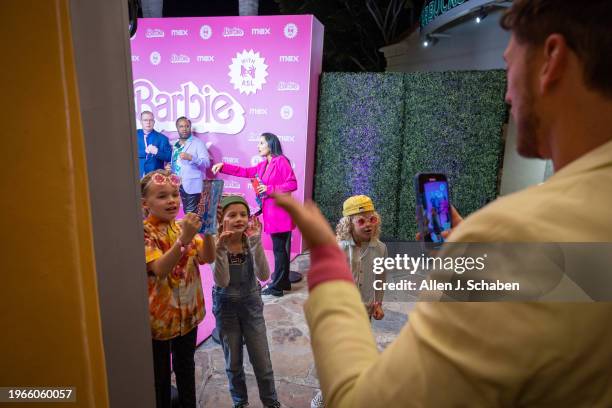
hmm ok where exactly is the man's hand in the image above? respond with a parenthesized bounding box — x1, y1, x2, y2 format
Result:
(416, 205, 463, 241)
(272, 193, 336, 248)
(180, 152, 193, 161)
(179, 212, 202, 244)
(212, 163, 224, 174)
(145, 145, 159, 155)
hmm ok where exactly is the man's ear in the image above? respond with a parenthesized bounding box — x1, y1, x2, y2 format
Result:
(540, 33, 569, 95)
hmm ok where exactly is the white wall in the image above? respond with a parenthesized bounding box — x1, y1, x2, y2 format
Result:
(499, 121, 547, 195)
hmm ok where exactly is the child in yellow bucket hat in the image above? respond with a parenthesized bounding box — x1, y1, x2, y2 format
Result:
(336, 195, 387, 320)
(311, 195, 388, 408)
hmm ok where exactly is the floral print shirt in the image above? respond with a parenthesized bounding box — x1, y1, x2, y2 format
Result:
(144, 216, 205, 340)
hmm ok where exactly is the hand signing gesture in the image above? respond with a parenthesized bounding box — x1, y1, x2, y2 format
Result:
(245, 216, 262, 238)
(217, 220, 237, 249)
(179, 212, 202, 245)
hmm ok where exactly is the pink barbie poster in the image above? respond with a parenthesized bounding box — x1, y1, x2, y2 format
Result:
(131, 15, 323, 342)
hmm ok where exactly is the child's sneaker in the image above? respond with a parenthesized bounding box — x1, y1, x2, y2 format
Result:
(265, 402, 281, 408)
(311, 390, 324, 408)
(233, 403, 249, 408)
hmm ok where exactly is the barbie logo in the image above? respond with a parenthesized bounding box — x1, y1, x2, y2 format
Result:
(223, 27, 244, 37)
(134, 79, 246, 134)
(170, 54, 190, 64)
(277, 81, 300, 92)
(146, 28, 165, 38)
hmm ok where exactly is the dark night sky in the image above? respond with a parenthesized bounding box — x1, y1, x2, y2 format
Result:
(161, 0, 281, 17)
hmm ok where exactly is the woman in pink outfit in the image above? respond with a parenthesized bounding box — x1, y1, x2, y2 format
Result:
(212, 133, 298, 297)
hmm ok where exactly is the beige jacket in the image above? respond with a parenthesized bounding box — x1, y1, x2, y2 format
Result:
(305, 140, 612, 407)
(339, 238, 387, 306)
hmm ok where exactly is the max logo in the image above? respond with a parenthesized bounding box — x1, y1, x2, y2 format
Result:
(134, 79, 246, 134)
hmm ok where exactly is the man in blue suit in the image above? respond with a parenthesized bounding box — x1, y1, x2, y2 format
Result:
(137, 111, 172, 177)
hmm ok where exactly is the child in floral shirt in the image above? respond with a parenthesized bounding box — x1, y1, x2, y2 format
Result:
(142, 169, 215, 408)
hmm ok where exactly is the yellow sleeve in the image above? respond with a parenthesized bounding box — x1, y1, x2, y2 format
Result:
(144, 231, 163, 264)
(304, 281, 574, 407)
(304, 281, 378, 408)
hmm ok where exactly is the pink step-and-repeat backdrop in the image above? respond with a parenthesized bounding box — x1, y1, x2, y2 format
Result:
(131, 15, 323, 343)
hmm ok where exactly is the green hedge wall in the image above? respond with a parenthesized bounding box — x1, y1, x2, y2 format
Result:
(314, 70, 508, 241)
(398, 70, 508, 240)
(314, 73, 406, 237)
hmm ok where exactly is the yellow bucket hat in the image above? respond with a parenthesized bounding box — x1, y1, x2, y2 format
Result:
(343, 195, 375, 217)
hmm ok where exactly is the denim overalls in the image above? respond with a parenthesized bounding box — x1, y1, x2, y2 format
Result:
(212, 249, 277, 406)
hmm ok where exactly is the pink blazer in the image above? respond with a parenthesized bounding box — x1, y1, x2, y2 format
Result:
(221, 155, 297, 233)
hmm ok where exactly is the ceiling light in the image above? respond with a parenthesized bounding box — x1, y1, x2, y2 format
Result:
(475, 7, 488, 24)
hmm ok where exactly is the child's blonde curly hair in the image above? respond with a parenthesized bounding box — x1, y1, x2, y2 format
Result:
(335, 211, 382, 242)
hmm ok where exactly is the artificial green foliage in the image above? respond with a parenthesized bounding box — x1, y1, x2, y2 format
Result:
(398, 70, 508, 240)
(314, 72, 405, 238)
(314, 70, 508, 241)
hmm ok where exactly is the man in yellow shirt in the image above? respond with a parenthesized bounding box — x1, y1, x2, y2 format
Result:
(274, 0, 612, 406)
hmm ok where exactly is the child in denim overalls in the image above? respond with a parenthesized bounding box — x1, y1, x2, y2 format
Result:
(212, 195, 280, 408)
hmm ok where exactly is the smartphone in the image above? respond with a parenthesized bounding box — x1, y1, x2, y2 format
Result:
(415, 173, 452, 244)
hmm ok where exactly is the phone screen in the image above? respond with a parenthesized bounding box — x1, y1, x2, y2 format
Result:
(417, 175, 451, 243)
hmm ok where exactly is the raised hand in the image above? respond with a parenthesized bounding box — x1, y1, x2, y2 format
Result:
(211, 163, 224, 174)
(216, 220, 235, 248)
(245, 216, 262, 238)
(179, 212, 202, 244)
(271, 193, 336, 248)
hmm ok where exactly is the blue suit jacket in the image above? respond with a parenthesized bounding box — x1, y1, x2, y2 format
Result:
(137, 129, 172, 177)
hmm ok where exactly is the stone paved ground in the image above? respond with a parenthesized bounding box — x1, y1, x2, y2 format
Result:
(193, 253, 415, 407)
